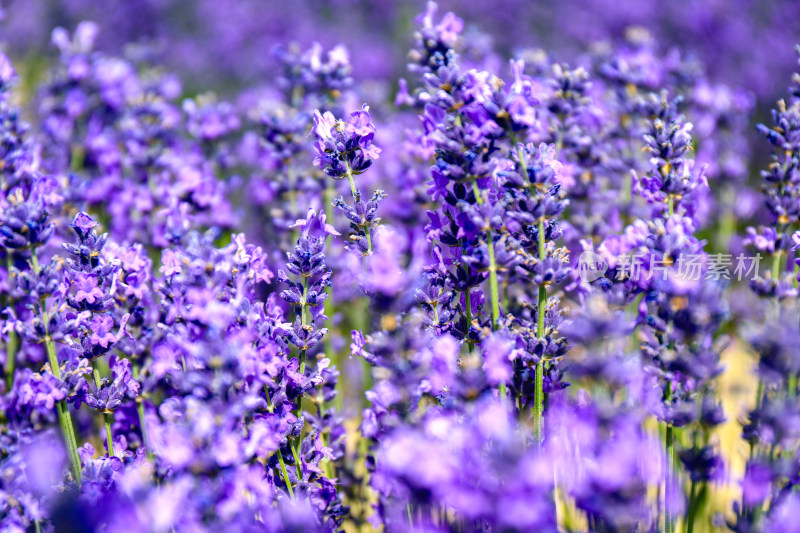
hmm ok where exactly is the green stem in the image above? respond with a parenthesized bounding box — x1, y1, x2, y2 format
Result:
(532, 357, 544, 443)
(469, 180, 496, 325)
(136, 398, 153, 461)
(291, 86, 304, 108)
(472, 178, 504, 395)
(794, 261, 799, 290)
(533, 287, 546, 446)
(472, 179, 484, 206)
(488, 229, 504, 399)
(622, 172, 632, 209)
(463, 263, 474, 348)
(464, 287, 472, 329)
(5, 328, 18, 391)
(31, 251, 82, 485)
(664, 378, 675, 533)
(291, 277, 310, 482)
(486, 230, 501, 332)
(103, 412, 115, 456)
(317, 408, 334, 480)
(755, 379, 764, 410)
(537, 219, 546, 266)
(277, 448, 295, 499)
(365, 228, 373, 254)
(290, 438, 303, 481)
(344, 164, 373, 255)
(686, 480, 698, 533)
(342, 155, 358, 201)
(715, 187, 736, 251)
(341, 163, 374, 402)
(132, 366, 154, 462)
(323, 183, 341, 408)
(70, 145, 85, 172)
(666, 423, 674, 533)
(533, 219, 546, 445)
(464, 281, 474, 356)
(92, 365, 114, 456)
(266, 387, 296, 499)
(298, 275, 308, 374)
(668, 195, 674, 217)
(425, 282, 440, 329)
(772, 250, 783, 280)
(4, 254, 18, 391)
(346, 172, 358, 201)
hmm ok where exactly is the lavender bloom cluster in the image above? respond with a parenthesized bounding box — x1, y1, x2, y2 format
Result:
(1, 2, 800, 532)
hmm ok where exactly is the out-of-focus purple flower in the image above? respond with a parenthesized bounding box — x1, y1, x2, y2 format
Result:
(290, 208, 340, 239)
(481, 331, 515, 387)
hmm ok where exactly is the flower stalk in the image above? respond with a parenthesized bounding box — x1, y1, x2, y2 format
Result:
(533, 219, 546, 445)
(31, 250, 82, 485)
(92, 363, 114, 456)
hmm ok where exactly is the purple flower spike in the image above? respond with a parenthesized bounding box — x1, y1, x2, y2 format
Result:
(71, 211, 98, 237)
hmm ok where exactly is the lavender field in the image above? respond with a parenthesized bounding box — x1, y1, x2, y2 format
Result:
(1, 1, 800, 531)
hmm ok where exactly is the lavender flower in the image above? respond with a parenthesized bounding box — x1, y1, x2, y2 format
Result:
(312, 105, 384, 256)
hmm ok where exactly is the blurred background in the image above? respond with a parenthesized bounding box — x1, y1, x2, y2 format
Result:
(1, 0, 798, 112)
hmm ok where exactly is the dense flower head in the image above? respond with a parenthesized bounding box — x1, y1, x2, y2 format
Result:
(273, 42, 352, 108)
(83, 355, 140, 412)
(0, 186, 55, 249)
(4, 368, 66, 421)
(0, 57, 34, 184)
(37, 22, 238, 246)
(407, 1, 464, 73)
(635, 91, 709, 216)
(183, 95, 240, 142)
(253, 104, 310, 165)
(311, 104, 381, 179)
(371, 399, 557, 531)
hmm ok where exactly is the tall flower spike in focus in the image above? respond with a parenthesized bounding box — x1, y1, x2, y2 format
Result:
(61, 212, 134, 458)
(749, 46, 800, 298)
(732, 47, 800, 533)
(500, 141, 571, 441)
(278, 219, 332, 368)
(636, 90, 708, 220)
(312, 105, 384, 256)
(595, 86, 724, 533)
